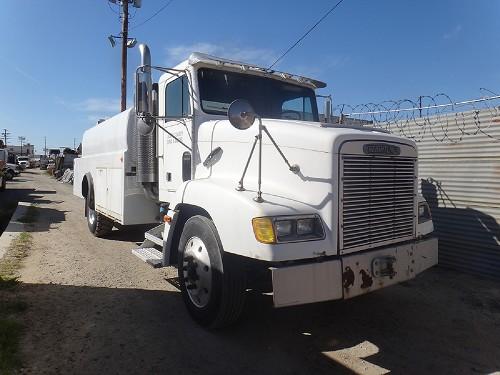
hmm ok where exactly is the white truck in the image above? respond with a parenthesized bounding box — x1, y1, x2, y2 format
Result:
(74, 44, 438, 328)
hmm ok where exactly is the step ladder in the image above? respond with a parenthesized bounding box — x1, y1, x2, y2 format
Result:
(132, 223, 165, 268)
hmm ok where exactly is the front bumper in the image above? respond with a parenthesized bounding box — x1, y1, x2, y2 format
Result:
(271, 236, 438, 308)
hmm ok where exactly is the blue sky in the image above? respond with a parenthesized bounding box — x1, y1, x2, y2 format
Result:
(1, 0, 499, 154)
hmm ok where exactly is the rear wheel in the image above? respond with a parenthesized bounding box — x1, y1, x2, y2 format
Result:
(0, 175, 5, 191)
(5, 170, 14, 181)
(178, 216, 246, 329)
(85, 189, 113, 237)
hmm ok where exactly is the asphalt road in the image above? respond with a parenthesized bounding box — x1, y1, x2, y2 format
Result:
(7, 170, 500, 374)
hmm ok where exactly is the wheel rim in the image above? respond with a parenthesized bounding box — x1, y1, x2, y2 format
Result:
(182, 236, 212, 308)
(88, 207, 96, 226)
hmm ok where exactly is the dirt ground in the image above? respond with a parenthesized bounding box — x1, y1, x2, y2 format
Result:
(4, 170, 500, 374)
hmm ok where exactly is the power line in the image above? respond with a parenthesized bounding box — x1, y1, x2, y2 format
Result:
(130, 0, 175, 30)
(269, 0, 346, 70)
(107, 1, 119, 15)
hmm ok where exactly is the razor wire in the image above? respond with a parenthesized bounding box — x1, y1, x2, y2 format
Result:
(333, 89, 500, 143)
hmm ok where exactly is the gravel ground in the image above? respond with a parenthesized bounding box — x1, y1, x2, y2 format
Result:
(6, 170, 500, 374)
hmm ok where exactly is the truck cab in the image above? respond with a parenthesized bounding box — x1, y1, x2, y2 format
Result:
(74, 45, 438, 328)
(17, 156, 29, 170)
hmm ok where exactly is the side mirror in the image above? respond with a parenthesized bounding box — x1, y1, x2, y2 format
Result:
(135, 44, 153, 117)
(135, 68, 151, 115)
(228, 99, 257, 130)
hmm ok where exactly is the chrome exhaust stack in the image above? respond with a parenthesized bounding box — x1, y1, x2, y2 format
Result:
(135, 43, 158, 197)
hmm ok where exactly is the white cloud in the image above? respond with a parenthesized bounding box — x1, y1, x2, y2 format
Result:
(13, 66, 40, 85)
(165, 42, 278, 67)
(56, 97, 120, 114)
(443, 25, 462, 40)
(0, 56, 41, 85)
(77, 98, 121, 113)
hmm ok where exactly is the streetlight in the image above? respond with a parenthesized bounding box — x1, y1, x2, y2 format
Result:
(108, 35, 137, 48)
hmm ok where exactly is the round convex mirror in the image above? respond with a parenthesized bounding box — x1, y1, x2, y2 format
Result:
(228, 99, 257, 130)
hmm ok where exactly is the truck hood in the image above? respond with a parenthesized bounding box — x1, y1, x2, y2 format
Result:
(199, 118, 416, 154)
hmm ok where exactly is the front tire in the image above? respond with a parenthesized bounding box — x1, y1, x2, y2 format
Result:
(5, 170, 14, 181)
(178, 216, 246, 329)
(85, 192, 113, 238)
(0, 175, 5, 191)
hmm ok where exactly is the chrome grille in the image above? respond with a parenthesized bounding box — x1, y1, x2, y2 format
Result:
(341, 155, 416, 251)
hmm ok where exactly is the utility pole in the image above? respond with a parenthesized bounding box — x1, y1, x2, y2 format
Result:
(18, 136, 25, 155)
(2, 129, 10, 146)
(108, 1, 140, 112)
(44, 136, 47, 156)
(120, 0, 129, 112)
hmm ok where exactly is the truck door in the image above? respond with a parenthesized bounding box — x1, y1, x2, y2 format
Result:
(158, 74, 192, 202)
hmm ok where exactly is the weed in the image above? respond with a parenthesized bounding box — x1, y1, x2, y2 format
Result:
(0, 233, 33, 279)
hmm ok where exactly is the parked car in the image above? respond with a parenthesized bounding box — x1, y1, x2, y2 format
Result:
(17, 156, 30, 169)
(4, 163, 21, 180)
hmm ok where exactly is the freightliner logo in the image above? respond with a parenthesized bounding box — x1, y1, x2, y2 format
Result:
(363, 143, 401, 156)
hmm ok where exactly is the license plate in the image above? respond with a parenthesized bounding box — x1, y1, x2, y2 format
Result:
(372, 256, 397, 278)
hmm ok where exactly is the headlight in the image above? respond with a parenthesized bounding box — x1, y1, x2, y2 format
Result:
(252, 215, 325, 244)
(418, 202, 432, 223)
(297, 218, 315, 235)
(275, 220, 293, 237)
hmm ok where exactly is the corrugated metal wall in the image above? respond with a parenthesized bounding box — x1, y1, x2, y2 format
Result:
(389, 108, 500, 279)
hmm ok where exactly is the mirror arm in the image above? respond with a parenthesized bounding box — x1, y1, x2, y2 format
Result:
(255, 118, 264, 202)
(261, 125, 300, 174)
(236, 135, 259, 191)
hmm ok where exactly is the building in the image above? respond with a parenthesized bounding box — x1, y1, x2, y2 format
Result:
(5, 143, 35, 156)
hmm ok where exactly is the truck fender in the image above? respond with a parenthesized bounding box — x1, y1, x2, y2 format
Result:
(81, 173, 94, 213)
(166, 179, 269, 262)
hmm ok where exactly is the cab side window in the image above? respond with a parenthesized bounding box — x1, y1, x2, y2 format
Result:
(281, 97, 314, 121)
(165, 75, 190, 117)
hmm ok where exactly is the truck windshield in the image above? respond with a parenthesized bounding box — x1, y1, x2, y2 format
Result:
(197, 68, 319, 122)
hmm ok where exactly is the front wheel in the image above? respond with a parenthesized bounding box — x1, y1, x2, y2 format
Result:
(85, 192, 113, 237)
(0, 175, 5, 191)
(178, 216, 246, 329)
(5, 170, 14, 181)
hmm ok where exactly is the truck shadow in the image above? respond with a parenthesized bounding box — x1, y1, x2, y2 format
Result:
(14, 267, 500, 375)
(105, 225, 156, 243)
